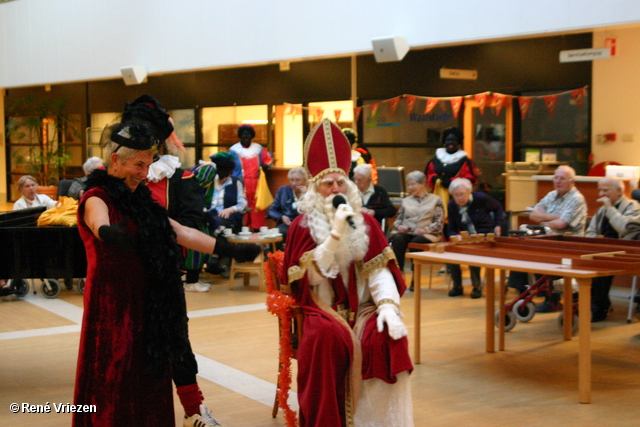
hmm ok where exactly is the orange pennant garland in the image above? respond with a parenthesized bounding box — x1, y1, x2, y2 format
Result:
(285, 104, 295, 115)
(354, 107, 362, 123)
(571, 87, 586, 110)
(474, 93, 488, 115)
(405, 95, 417, 115)
(493, 94, 509, 116)
(389, 96, 401, 116)
(450, 97, 463, 118)
(334, 109, 342, 122)
(369, 102, 380, 118)
(316, 108, 324, 120)
(518, 96, 532, 120)
(424, 98, 439, 114)
(544, 95, 557, 117)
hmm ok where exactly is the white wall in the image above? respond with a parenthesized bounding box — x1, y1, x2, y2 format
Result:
(2, 0, 640, 88)
(592, 26, 640, 166)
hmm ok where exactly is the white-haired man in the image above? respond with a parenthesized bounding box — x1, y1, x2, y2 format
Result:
(585, 177, 640, 321)
(282, 119, 413, 426)
(508, 165, 587, 312)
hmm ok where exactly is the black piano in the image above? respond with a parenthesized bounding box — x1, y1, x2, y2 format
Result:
(0, 206, 87, 297)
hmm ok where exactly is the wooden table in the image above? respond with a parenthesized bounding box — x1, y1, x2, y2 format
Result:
(226, 233, 283, 290)
(407, 248, 635, 404)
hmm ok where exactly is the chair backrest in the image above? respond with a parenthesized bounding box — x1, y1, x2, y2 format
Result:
(57, 179, 75, 198)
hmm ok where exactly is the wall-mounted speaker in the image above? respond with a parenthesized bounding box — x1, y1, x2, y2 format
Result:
(371, 36, 409, 63)
(120, 65, 148, 85)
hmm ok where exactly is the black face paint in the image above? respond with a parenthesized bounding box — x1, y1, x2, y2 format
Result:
(445, 144, 459, 154)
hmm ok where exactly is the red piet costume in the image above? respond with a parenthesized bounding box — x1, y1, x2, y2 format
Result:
(230, 140, 273, 229)
(281, 119, 414, 427)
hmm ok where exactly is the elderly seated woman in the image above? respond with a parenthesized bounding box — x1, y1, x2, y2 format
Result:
(267, 166, 308, 245)
(445, 178, 503, 299)
(390, 170, 444, 289)
(12, 175, 57, 211)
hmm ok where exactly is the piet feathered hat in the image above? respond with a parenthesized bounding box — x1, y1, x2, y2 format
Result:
(304, 119, 351, 182)
(104, 120, 159, 152)
(122, 94, 173, 141)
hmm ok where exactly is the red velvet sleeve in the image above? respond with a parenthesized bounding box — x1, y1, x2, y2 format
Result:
(425, 160, 437, 189)
(456, 158, 478, 185)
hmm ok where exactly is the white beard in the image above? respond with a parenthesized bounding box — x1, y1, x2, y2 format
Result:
(305, 192, 369, 269)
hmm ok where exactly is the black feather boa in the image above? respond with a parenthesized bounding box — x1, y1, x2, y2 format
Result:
(85, 169, 189, 377)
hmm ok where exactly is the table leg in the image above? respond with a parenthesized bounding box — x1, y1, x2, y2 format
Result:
(485, 268, 495, 353)
(414, 261, 423, 364)
(563, 276, 573, 340)
(499, 269, 506, 351)
(577, 277, 591, 404)
(229, 259, 236, 290)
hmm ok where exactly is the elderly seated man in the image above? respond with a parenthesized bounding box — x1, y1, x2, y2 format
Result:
(267, 166, 308, 247)
(585, 177, 640, 321)
(508, 165, 587, 312)
(446, 178, 503, 299)
(352, 163, 396, 228)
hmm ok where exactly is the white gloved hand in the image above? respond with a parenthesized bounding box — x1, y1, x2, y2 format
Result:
(376, 304, 407, 340)
(331, 203, 354, 238)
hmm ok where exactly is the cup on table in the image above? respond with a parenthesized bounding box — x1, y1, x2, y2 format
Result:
(223, 228, 233, 236)
(260, 226, 269, 234)
(242, 226, 249, 234)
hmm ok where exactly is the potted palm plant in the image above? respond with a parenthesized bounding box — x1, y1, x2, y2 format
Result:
(7, 95, 80, 196)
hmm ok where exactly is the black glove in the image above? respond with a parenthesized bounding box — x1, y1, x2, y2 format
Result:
(213, 236, 261, 263)
(98, 221, 134, 249)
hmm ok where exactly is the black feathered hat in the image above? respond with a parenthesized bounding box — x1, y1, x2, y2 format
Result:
(105, 120, 159, 152)
(122, 95, 174, 141)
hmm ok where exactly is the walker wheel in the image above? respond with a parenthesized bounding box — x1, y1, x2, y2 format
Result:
(41, 279, 61, 299)
(513, 300, 536, 322)
(495, 308, 517, 331)
(557, 312, 579, 335)
(77, 278, 86, 294)
(13, 279, 30, 298)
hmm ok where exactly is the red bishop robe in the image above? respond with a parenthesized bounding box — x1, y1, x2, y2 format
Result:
(282, 213, 413, 427)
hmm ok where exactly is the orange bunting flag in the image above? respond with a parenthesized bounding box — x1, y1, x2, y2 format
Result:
(405, 95, 417, 115)
(571, 87, 586, 110)
(518, 96, 532, 120)
(389, 96, 401, 116)
(369, 102, 381, 117)
(316, 108, 324, 120)
(474, 93, 488, 115)
(450, 97, 463, 118)
(493, 93, 510, 116)
(334, 109, 342, 122)
(544, 95, 557, 117)
(424, 98, 439, 114)
(285, 103, 295, 115)
(354, 107, 363, 123)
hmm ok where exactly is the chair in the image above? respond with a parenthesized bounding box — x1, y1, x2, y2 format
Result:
(57, 179, 74, 198)
(264, 251, 303, 423)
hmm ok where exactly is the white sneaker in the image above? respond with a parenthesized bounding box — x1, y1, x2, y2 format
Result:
(184, 404, 222, 426)
(184, 282, 210, 292)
